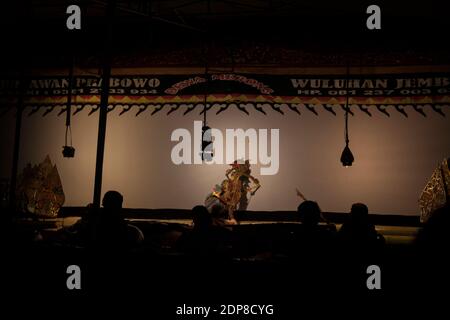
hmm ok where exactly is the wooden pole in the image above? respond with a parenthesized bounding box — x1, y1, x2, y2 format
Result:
(92, 0, 116, 207)
(8, 76, 25, 210)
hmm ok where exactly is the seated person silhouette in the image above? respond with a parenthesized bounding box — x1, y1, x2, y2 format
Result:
(289, 200, 336, 257)
(65, 191, 143, 250)
(176, 205, 232, 257)
(338, 203, 384, 251)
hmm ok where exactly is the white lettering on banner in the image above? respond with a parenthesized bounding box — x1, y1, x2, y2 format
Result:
(290, 78, 389, 89)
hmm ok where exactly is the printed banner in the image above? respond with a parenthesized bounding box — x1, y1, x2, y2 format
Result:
(1, 73, 449, 107)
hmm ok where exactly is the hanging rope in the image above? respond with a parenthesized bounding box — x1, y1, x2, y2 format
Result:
(201, 41, 214, 162)
(203, 65, 208, 125)
(63, 54, 75, 157)
(344, 65, 350, 145)
(66, 55, 74, 146)
(65, 125, 73, 149)
(203, 42, 209, 126)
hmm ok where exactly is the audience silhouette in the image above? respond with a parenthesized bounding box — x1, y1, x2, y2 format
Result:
(65, 190, 143, 250)
(7, 188, 450, 297)
(338, 203, 385, 251)
(192, 205, 213, 230)
(176, 205, 232, 257)
(287, 200, 337, 258)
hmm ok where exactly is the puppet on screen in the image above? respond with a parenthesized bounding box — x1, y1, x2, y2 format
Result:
(205, 160, 261, 221)
(419, 158, 450, 223)
(16, 155, 65, 218)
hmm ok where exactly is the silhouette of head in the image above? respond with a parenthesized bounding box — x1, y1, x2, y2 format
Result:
(350, 203, 369, 223)
(192, 205, 212, 230)
(297, 200, 321, 227)
(102, 191, 123, 211)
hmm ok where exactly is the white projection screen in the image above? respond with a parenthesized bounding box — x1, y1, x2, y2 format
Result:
(1, 106, 449, 216)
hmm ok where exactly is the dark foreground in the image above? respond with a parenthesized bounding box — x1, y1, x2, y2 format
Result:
(1, 216, 448, 318)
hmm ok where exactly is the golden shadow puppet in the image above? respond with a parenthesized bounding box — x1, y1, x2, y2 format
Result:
(205, 160, 261, 222)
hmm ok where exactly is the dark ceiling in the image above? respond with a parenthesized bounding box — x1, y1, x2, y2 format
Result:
(0, 0, 449, 69)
